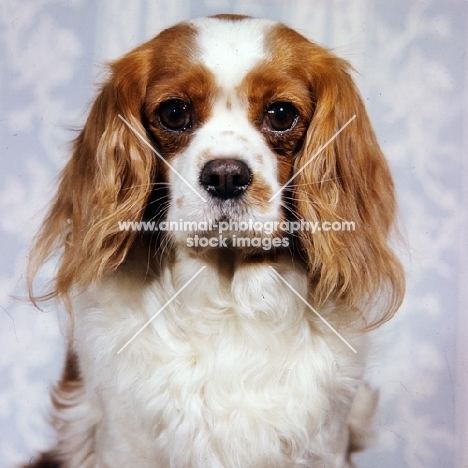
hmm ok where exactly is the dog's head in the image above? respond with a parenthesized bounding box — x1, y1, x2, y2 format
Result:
(29, 15, 404, 327)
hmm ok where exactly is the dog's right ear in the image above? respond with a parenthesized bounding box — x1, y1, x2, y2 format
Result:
(28, 44, 158, 308)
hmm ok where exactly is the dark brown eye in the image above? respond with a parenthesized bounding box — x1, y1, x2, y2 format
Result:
(157, 99, 191, 131)
(264, 102, 299, 132)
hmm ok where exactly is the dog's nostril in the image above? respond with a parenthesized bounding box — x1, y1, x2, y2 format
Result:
(206, 174, 220, 187)
(232, 175, 242, 186)
(200, 159, 252, 200)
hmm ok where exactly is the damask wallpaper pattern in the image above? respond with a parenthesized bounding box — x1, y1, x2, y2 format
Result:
(0, 1, 466, 467)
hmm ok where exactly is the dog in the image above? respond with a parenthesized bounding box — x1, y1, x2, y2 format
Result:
(26, 14, 404, 468)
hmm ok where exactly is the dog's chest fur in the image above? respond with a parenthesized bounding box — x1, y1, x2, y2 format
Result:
(59, 249, 367, 467)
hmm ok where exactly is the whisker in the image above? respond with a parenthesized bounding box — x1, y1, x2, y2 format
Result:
(280, 195, 313, 204)
(121, 181, 170, 191)
(285, 176, 343, 188)
(147, 205, 170, 223)
(280, 203, 302, 220)
(282, 197, 342, 209)
(145, 197, 170, 208)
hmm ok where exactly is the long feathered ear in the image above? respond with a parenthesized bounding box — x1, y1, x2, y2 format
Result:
(293, 47, 404, 329)
(28, 45, 157, 307)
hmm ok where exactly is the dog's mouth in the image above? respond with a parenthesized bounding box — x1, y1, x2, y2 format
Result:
(162, 208, 292, 253)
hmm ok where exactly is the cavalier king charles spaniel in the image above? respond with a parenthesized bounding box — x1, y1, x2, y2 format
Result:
(26, 14, 404, 468)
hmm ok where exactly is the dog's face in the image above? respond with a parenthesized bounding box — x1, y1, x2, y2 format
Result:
(142, 17, 314, 244)
(29, 15, 404, 328)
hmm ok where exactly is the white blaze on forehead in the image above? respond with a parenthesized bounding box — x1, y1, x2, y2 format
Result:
(190, 17, 276, 89)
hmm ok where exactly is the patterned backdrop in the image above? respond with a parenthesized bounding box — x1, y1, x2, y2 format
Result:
(0, 1, 466, 467)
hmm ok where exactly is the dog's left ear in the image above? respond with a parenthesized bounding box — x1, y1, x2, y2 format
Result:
(293, 47, 404, 328)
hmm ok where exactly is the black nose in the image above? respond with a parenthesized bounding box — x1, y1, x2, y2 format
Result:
(200, 159, 252, 199)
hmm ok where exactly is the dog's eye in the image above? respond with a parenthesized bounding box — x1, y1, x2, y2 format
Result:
(264, 102, 299, 132)
(157, 99, 191, 131)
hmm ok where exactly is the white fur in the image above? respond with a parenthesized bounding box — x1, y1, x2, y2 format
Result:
(190, 17, 274, 89)
(167, 18, 282, 241)
(62, 249, 368, 467)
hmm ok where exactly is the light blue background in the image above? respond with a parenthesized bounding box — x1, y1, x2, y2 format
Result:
(1, 1, 466, 467)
